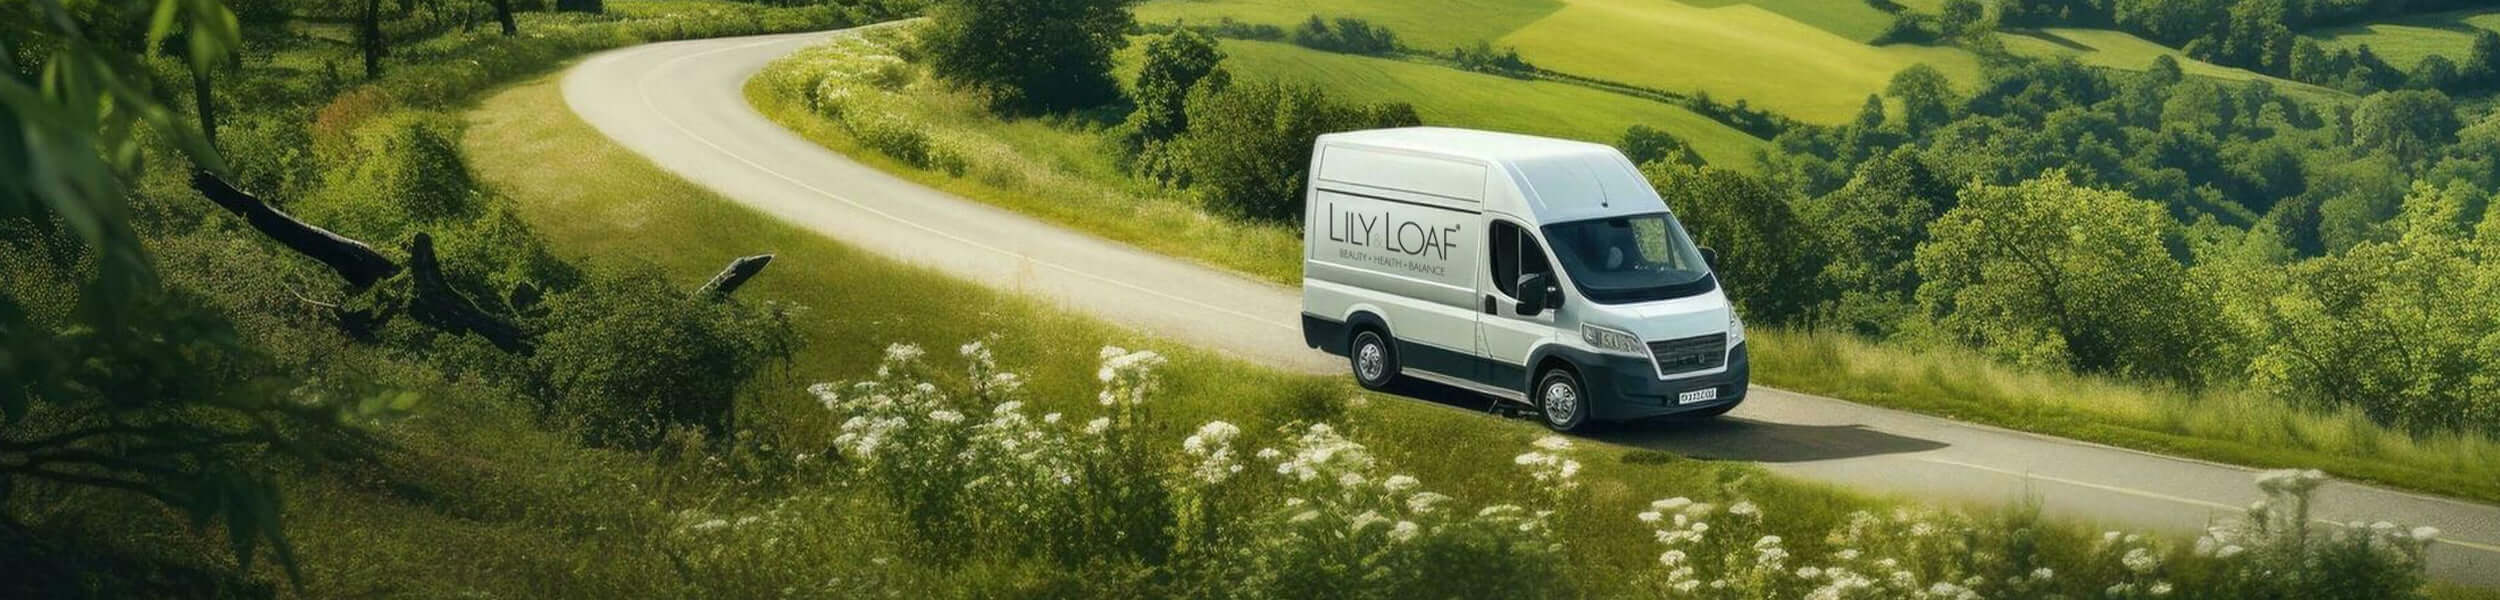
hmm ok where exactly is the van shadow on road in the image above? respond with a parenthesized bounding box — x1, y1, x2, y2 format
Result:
(1377, 377, 1949, 464)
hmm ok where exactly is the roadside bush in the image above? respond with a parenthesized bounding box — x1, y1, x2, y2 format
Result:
(538, 262, 798, 450)
(1172, 80, 1421, 223)
(848, 111, 933, 167)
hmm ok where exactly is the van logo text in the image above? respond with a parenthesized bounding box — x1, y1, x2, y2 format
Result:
(1324, 202, 1462, 260)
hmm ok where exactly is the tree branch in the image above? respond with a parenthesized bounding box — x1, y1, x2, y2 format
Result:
(191, 171, 401, 290)
(693, 254, 774, 301)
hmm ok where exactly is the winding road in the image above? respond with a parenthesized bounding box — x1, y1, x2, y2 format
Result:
(559, 28, 2500, 587)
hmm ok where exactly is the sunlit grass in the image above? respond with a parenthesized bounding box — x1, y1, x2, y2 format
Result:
(2000, 27, 2351, 102)
(1496, 0, 1983, 124)
(2304, 6, 2500, 71)
(1750, 327, 2500, 503)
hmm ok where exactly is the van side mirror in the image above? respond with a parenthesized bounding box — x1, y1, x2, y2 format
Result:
(1515, 272, 1558, 316)
(1699, 247, 1721, 271)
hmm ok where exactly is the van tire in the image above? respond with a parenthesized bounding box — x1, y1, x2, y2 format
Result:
(1349, 329, 1399, 390)
(1536, 368, 1591, 432)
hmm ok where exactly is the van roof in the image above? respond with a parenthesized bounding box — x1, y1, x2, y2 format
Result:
(1317, 127, 1619, 164)
(1319, 127, 1666, 224)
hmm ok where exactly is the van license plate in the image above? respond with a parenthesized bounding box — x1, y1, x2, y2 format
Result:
(1676, 388, 1718, 405)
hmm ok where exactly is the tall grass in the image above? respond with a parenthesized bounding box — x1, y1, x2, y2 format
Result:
(1751, 327, 2500, 503)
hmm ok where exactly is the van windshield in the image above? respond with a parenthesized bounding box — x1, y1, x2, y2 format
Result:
(1541, 213, 1716, 304)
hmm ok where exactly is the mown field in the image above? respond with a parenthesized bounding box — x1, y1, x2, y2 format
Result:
(1193, 39, 1768, 166)
(2304, 6, 2500, 70)
(1136, 0, 1984, 124)
(1999, 27, 2351, 101)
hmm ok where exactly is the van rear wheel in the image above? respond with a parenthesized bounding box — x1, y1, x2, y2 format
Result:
(1536, 368, 1591, 432)
(1349, 330, 1398, 390)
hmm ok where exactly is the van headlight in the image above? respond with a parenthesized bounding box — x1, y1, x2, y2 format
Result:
(1727, 311, 1746, 345)
(1582, 324, 1645, 355)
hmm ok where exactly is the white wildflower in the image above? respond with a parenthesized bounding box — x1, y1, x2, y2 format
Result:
(1728, 501, 1760, 517)
(1384, 474, 1420, 493)
(2122, 547, 2161, 574)
(1084, 417, 1111, 435)
(1389, 520, 1420, 542)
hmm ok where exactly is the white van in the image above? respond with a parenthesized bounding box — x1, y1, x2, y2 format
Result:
(1298, 127, 1747, 431)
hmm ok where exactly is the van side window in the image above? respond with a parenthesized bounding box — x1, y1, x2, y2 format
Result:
(1488, 221, 1553, 299)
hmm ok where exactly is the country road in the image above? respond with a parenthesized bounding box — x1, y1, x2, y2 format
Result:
(559, 28, 2500, 587)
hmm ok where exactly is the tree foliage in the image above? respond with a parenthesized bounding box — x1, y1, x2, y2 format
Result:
(1915, 173, 2216, 380)
(921, 0, 1132, 114)
(1639, 164, 1826, 325)
(1617, 124, 1705, 168)
(1170, 80, 1419, 223)
(1123, 29, 1229, 150)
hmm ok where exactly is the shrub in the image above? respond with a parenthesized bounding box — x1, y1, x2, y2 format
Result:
(311, 113, 481, 239)
(1620, 124, 1705, 168)
(919, 0, 1131, 114)
(846, 111, 933, 167)
(1449, 41, 1534, 77)
(538, 262, 797, 450)
(1172, 80, 1421, 223)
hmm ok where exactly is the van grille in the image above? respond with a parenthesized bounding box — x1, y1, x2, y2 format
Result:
(1647, 333, 1726, 376)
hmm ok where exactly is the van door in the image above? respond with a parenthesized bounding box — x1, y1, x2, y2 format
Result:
(1479, 219, 1558, 393)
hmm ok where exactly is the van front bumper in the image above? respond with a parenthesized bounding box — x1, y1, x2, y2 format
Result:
(1584, 341, 1748, 421)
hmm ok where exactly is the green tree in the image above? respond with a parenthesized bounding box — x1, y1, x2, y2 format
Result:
(1936, 0, 1991, 40)
(1914, 172, 2214, 380)
(922, 0, 1133, 114)
(1802, 149, 1957, 336)
(1172, 81, 1419, 223)
(1885, 64, 1958, 137)
(1639, 164, 1826, 325)
(1123, 29, 1229, 149)
(2213, 182, 2500, 434)
(2407, 54, 2459, 91)
(1617, 124, 1704, 168)
(2464, 29, 2500, 91)
(2350, 89, 2459, 165)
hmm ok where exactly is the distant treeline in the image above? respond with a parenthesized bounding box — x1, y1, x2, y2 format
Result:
(2002, 0, 2500, 96)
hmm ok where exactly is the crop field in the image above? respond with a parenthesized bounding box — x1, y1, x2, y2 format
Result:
(2304, 7, 2500, 71)
(1206, 40, 1769, 167)
(1498, 0, 1981, 123)
(2002, 28, 2350, 100)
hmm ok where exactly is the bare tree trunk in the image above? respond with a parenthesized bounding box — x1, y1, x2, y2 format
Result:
(489, 0, 517, 35)
(191, 172, 533, 354)
(359, 0, 384, 80)
(191, 172, 400, 289)
(406, 233, 534, 355)
(694, 254, 773, 301)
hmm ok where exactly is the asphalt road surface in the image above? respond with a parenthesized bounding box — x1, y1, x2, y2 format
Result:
(560, 28, 2500, 587)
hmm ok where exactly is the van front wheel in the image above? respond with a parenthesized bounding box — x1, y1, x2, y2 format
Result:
(1536, 368, 1591, 432)
(1349, 330, 1399, 390)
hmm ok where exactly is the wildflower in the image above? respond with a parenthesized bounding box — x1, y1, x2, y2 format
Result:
(1256, 447, 1282, 461)
(1289, 510, 1320, 524)
(2030, 567, 2054, 581)
(1384, 474, 1420, 493)
(1042, 412, 1062, 424)
(1659, 550, 1686, 566)
(1728, 500, 1760, 517)
(929, 410, 964, 424)
(2121, 547, 2161, 574)
(2149, 582, 2174, 596)
(883, 343, 924, 363)
(1389, 520, 1420, 542)
(1754, 535, 1783, 549)
(1796, 566, 1822, 579)
(992, 401, 1024, 415)
(1637, 511, 1663, 523)
(1338, 472, 1366, 488)
(1408, 492, 1452, 514)
(1084, 417, 1111, 435)
(1652, 497, 1692, 512)
(1532, 435, 1572, 451)
(1350, 510, 1389, 533)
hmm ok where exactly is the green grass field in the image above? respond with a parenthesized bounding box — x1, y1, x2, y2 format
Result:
(2001, 27, 2351, 101)
(1203, 39, 1769, 166)
(2304, 7, 2500, 71)
(1681, 0, 1900, 42)
(1497, 0, 1982, 123)
(1137, 0, 1973, 124)
(1133, 0, 1563, 52)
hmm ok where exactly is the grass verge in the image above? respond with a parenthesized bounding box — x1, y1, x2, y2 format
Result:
(1751, 328, 2500, 504)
